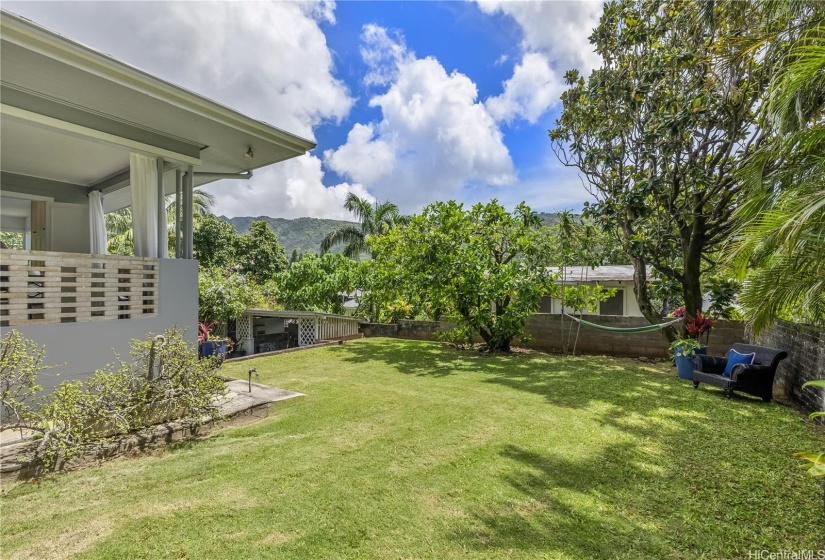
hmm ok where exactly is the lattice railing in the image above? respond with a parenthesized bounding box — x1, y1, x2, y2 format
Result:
(0, 249, 159, 327)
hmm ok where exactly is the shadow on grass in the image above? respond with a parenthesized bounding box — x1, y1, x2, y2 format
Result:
(453, 443, 671, 557)
(328, 338, 821, 554)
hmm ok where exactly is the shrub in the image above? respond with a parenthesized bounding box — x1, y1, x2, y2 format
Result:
(1, 329, 225, 468)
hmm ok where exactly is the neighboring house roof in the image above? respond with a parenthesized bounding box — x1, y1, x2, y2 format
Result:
(547, 265, 647, 283)
(0, 10, 316, 211)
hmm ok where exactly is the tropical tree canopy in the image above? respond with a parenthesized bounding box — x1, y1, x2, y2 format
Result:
(728, 5, 825, 333)
(269, 253, 356, 314)
(550, 0, 772, 341)
(320, 193, 405, 259)
(106, 189, 216, 256)
(368, 200, 556, 352)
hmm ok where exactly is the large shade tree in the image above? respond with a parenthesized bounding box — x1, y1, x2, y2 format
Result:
(320, 193, 405, 259)
(368, 200, 555, 352)
(550, 0, 772, 340)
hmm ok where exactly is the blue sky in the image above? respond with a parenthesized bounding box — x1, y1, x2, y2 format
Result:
(5, 1, 602, 220)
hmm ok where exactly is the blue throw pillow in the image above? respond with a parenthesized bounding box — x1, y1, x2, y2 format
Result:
(723, 349, 755, 377)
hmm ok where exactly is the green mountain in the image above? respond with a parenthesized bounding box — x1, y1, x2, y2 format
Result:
(220, 216, 356, 257)
(221, 211, 567, 257)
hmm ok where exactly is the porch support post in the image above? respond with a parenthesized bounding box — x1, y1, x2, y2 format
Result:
(156, 158, 165, 257)
(175, 169, 182, 258)
(183, 165, 194, 259)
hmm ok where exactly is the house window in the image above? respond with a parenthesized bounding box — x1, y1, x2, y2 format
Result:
(600, 290, 624, 316)
(539, 295, 553, 313)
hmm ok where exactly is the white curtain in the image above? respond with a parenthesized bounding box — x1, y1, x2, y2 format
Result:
(130, 153, 160, 257)
(88, 191, 107, 254)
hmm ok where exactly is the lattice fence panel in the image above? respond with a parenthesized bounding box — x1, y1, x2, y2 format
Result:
(236, 314, 252, 340)
(213, 322, 228, 338)
(298, 317, 317, 347)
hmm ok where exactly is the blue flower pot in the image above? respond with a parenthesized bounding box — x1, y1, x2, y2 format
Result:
(674, 346, 707, 381)
(201, 340, 227, 360)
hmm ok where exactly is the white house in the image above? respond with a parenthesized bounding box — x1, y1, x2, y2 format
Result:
(539, 265, 644, 317)
(0, 11, 315, 391)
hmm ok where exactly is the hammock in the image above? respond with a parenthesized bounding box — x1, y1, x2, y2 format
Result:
(562, 313, 682, 333)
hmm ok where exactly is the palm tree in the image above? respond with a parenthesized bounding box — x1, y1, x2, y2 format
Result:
(320, 193, 405, 259)
(729, 17, 825, 333)
(106, 189, 216, 255)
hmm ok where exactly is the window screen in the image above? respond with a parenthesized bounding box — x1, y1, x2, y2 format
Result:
(600, 290, 624, 316)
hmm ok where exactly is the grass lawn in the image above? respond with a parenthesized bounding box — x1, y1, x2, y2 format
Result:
(2, 338, 823, 559)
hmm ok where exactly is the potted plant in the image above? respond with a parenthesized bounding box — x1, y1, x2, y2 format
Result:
(198, 322, 228, 362)
(670, 308, 716, 381)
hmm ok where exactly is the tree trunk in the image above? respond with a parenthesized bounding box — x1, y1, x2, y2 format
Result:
(682, 227, 705, 319)
(630, 255, 678, 342)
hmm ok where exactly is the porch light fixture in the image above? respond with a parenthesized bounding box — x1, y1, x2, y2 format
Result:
(243, 147, 254, 160)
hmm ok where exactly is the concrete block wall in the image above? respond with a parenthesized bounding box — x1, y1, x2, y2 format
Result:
(755, 320, 824, 415)
(361, 315, 746, 359)
(524, 314, 745, 358)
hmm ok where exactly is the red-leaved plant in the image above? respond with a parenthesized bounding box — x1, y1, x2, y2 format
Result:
(198, 322, 214, 343)
(685, 311, 715, 342)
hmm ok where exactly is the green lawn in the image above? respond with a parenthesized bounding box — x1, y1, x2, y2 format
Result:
(2, 338, 823, 559)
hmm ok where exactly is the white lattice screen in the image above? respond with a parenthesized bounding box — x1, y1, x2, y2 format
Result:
(213, 322, 227, 338)
(236, 314, 252, 340)
(298, 317, 317, 346)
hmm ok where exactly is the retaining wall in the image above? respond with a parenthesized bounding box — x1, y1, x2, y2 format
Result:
(754, 320, 824, 415)
(361, 315, 746, 359)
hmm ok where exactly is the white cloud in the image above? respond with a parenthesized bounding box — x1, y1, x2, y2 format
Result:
(476, 1, 602, 75)
(4, 1, 352, 141)
(360, 24, 411, 87)
(485, 52, 564, 124)
(325, 25, 515, 210)
(203, 154, 373, 220)
(476, 0, 602, 125)
(324, 124, 396, 185)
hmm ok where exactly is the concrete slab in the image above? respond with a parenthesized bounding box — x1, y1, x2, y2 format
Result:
(218, 380, 304, 417)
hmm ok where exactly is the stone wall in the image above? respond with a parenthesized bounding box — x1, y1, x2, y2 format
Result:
(361, 315, 746, 359)
(754, 320, 824, 414)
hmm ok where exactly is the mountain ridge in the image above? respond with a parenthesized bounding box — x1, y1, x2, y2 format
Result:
(220, 212, 565, 256)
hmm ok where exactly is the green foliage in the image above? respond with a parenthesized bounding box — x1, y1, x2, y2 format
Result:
(269, 253, 355, 314)
(193, 213, 241, 270)
(1, 330, 224, 468)
(727, 12, 825, 333)
(669, 337, 704, 360)
(558, 283, 616, 315)
(107, 189, 216, 256)
(0, 231, 24, 250)
(0, 331, 46, 427)
(705, 275, 741, 320)
(368, 200, 557, 351)
(198, 268, 260, 323)
(234, 221, 289, 284)
(551, 0, 770, 338)
(797, 382, 825, 478)
(534, 212, 628, 268)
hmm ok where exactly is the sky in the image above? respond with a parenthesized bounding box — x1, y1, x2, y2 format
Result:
(5, 1, 603, 220)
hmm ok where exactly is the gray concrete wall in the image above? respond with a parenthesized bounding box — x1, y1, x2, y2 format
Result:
(755, 320, 824, 415)
(361, 315, 746, 359)
(2, 258, 198, 393)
